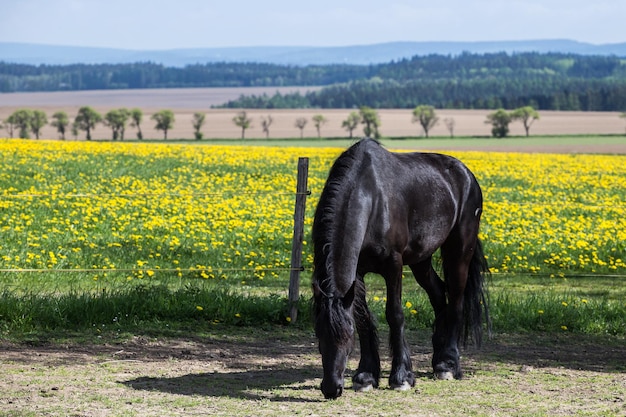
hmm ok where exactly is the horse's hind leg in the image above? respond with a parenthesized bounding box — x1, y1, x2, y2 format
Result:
(409, 260, 449, 378)
(352, 274, 380, 391)
(435, 234, 476, 380)
(384, 255, 415, 390)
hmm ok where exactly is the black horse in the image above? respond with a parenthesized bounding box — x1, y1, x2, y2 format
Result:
(312, 139, 489, 399)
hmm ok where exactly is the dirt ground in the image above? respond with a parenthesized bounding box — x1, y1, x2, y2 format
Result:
(1, 88, 626, 140)
(1, 328, 624, 416)
(411, 141, 626, 154)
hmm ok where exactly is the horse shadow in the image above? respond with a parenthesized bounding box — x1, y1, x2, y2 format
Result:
(121, 365, 324, 402)
(467, 332, 626, 374)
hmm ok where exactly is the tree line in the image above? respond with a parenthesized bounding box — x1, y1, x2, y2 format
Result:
(220, 77, 626, 112)
(2, 106, 353, 140)
(1, 52, 626, 111)
(0, 61, 365, 91)
(8, 105, 620, 140)
(2, 107, 144, 140)
(1, 106, 216, 140)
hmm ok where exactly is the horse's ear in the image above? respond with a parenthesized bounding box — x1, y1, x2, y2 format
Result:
(342, 280, 356, 308)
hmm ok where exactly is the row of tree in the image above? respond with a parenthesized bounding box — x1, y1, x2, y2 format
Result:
(230, 107, 384, 139)
(2, 107, 147, 140)
(2, 52, 625, 92)
(4, 105, 586, 140)
(220, 77, 626, 111)
(1, 107, 382, 140)
(2, 52, 626, 112)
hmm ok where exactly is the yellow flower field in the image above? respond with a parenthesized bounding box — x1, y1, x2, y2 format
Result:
(458, 151, 626, 274)
(0, 139, 625, 287)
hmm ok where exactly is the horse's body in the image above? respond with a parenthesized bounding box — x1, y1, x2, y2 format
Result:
(312, 139, 489, 399)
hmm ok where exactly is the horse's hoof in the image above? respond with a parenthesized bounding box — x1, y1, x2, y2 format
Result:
(435, 371, 454, 381)
(391, 381, 412, 391)
(353, 382, 374, 392)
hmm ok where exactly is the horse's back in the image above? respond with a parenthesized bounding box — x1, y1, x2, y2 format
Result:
(349, 139, 481, 212)
(347, 139, 482, 264)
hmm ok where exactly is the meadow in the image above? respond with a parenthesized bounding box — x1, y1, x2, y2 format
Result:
(0, 138, 624, 337)
(1, 138, 625, 416)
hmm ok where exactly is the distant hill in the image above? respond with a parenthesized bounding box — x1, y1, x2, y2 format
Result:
(2, 40, 626, 66)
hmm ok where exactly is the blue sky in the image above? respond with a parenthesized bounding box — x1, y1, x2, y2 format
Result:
(1, 0, 624, 49)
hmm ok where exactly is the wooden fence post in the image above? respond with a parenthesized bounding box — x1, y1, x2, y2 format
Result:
(288, 157, 309, 324)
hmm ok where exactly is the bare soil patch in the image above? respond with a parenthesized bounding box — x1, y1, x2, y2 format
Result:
(1, 329, 624, 416)
(408, 140, 626, 154)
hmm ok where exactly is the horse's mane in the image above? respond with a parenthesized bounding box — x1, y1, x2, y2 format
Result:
(312, 139, 383, 345)
(312, 138, 379, 296)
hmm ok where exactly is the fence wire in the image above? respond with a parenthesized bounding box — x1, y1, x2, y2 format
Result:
(1, 192, 619, 209)
(0, 266, 307, 273)
(0, 191, 311, 199)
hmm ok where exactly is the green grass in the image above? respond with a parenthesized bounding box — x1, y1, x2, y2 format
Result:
(1, 138, 625, 342)
(144, 133, 626, 149)
(0, 271, 624, 342)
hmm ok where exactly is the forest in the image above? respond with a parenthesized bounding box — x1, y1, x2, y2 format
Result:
(2, 52, 626, 111)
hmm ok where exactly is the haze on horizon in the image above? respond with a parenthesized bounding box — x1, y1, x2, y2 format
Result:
(1, 0, 625, 51)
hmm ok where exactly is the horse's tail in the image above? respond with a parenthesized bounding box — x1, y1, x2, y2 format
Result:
(463, 238, 491, 347)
